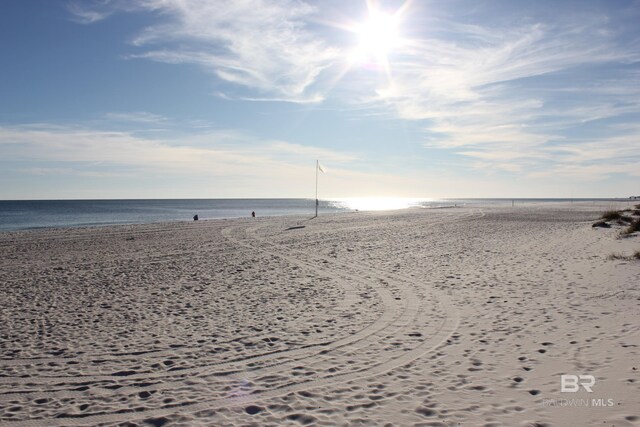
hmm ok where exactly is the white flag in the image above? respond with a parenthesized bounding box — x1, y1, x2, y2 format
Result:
(318, 163, 326, 173)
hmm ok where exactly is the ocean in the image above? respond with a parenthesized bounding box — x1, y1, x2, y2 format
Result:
(0, 198, 632, 232)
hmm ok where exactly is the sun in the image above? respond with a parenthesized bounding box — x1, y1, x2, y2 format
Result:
(350, 8, 402, 66)
(322, 1, 410, 89)
(356, 11, 399, 56)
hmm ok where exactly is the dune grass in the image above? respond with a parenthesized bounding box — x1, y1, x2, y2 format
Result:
(618, 216, 633, 224)
(601, 210, 622, 221)
(594, 207, 640, 245)
(622, 218, 640, 235)
(608, 251, 640, 261)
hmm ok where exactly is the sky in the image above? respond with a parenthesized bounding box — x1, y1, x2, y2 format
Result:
(1, 0, 639, 200)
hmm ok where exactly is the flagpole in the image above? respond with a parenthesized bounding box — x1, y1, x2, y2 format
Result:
(315, 159, 319, 217)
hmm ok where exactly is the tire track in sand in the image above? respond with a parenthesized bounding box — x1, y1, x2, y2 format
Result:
(1, 210, 464, 426)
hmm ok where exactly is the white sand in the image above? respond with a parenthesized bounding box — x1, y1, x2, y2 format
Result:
(0, 202, 638, 426)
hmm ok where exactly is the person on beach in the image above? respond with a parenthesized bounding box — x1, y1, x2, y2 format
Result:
(193, 214, 198, 221)
(251, 211, 256, 218)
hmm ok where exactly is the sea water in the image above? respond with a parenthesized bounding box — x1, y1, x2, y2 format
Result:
(0, 199, 340, 231)
(0, 198, 630, 232)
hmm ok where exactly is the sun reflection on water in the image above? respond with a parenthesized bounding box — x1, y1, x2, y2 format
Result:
(332, 197, 432, 212)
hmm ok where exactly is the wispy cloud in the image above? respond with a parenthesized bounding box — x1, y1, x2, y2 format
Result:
(1, 124, 415, 197)
(18, 167, 134, 178)
(0, 124, 356, 175)
(0, 124, 344, 171)
(115, 0, 341, 102)
(67, 2, 113, 24)
(104, 111, 168, 123)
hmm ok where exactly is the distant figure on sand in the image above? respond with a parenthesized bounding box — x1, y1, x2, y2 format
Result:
(251, 211, 256, 218)
(193, 214, 198, 221)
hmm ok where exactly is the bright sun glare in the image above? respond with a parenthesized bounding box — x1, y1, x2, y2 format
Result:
(337, 197, 428, 211)
(351, 9, 401, 65)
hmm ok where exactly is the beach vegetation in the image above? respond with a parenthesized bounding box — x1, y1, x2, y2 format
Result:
(608, 251, 640, 261)
(601, 210, 622, 221)
(616, 216, 633, 225)
(622, 218, 640, 235)
(596, 208, 640, 237)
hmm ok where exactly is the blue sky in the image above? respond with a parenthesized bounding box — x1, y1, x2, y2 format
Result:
(1, 0, 639, 199)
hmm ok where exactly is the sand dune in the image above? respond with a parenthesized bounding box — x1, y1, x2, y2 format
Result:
(0, 203, 638, 426)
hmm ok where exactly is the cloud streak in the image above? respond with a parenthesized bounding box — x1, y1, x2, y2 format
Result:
(104, 112, 168, 124)
(1, 124, 422, 197)
(118, 0, 342, 102)
(0, 124, 353, 171)
(67, 2, 113, 24)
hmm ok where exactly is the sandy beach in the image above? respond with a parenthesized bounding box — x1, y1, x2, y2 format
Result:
(0, 202, 638, 427)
